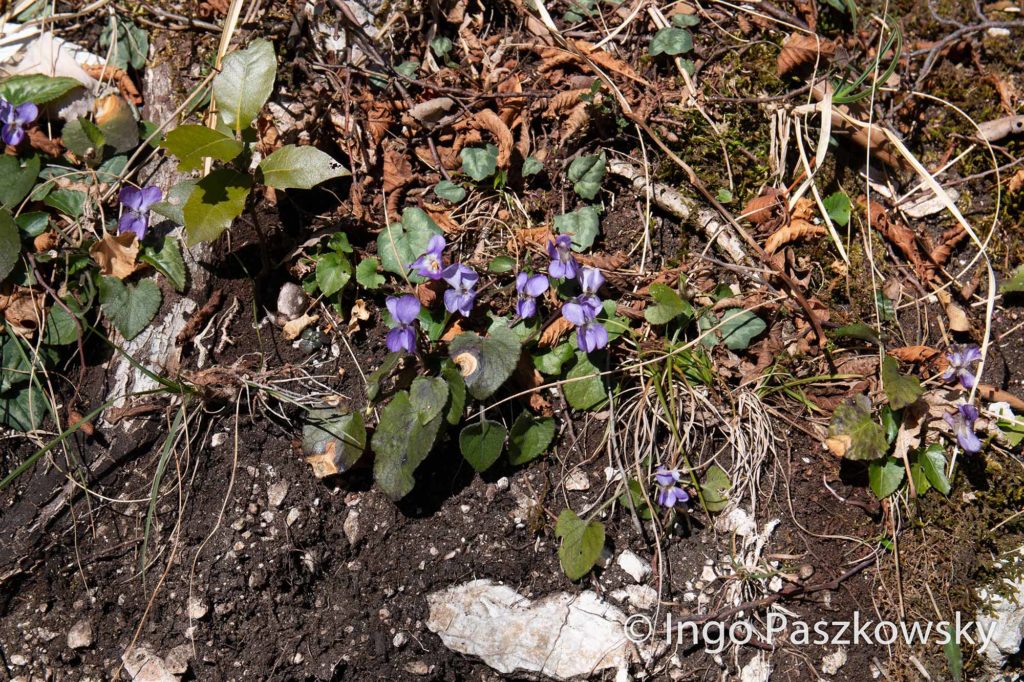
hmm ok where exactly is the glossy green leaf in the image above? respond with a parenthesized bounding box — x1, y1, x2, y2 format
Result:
(140, 236, 187, 292)
(213, 39, 276, 132)
(829, 394, 887, 461)
(554, 206, 600, 252)
(151, 179, 196, 227)
(522, 156, 544, 176)
(823, 191, 851, 226)
(430, 36, 453, 57)
(99, 276, 161, 341)
(507, 414, 555, 465)
(919, 444, 951, 496)
(833, 322, 880, 345)
(487, 256, 515, 273)
(355, 257, 384, 289)
(1000, 265, 1024, 294)
(441, 362, 466, 425)
(410, 376, 449, 425)
(15, 212, 48, 238)
(533, 343, 576, 375)
(43, 189, 86, 218)
(564, 352, 605, 411)
(0, 74, 81, 105)
(161, 125, 243, 171)
(43, 300, 81, 345)
(881, 355, 922, 410)
(618, 479, 653, 520)
(371, 391, 442, 500)
(461, 144, 498, 181)
(567, 152, 606, 200)
(316, 252, 352, 297)
(99, 18, 148, 70)
(868, 457, 905, 499)
(0, 383, 46, 432)
(459, 420, 506, 472)
(259, 144, 349, 190)
(62, 117, 106, 160)
(183, 169, 252, 245)
(0, 335, 32, 393)
(556, 509, 605, 580)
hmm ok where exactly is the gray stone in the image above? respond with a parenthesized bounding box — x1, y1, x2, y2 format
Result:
(67, 619, 94, 649)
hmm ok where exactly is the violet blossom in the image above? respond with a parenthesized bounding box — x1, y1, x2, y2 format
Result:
(384, 295, 421, 354)
(118, 185, 162, 239)
(515, 272, 549, 319)
(944, 403, 982, 454)
(0, 97, 37, 146)
(654, 465, 689, 509)
(411, 235, 446, 280)
(442, 263, 479, 317)
(547, 235, 578, 280)
(562, 298, 608, 353)
(944, 345, 982, 390)
(578, 266, 604, 316)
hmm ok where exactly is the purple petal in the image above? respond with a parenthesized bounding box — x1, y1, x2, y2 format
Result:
(960, 404, 979, 423)
(515, 272, 528, 293)
(959, 370, 976, 390)
(957, 426, 982, 454)
(392, 294, 421, 324)
(139, 186, 163, 210)
(425, 235, 446, 256)
(119, 187, 144, 211)
(578, 294, 602, 318)
(516, 297, 536, 319)
(942, 366, 956, 382)
(561, 301, 589, 327)
(578, 322, 608, 353)
(546, 239, 558, 259)
(386, 326, 416, 354)
(524, 274, 549, 298)
(549, 259, 568, 279)
(656, 487, 676, 508)
(963, 346, 982, 364)
(412, 253, 444, 279)
(580, 266, 605, 295)
(2, 124, 24, 146)
(655, 466, 679, 487)
(445, 290, 474, 317)
(13, 102, 37, 125)
(118, 212, 147, 239)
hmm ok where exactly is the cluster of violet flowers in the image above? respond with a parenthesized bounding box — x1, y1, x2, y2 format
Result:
(0, 96, 37, 146)
(943, 345, 984, 454)
(383, 234, 612, 355)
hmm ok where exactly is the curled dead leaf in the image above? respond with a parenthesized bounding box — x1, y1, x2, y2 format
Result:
(33, 230, 59, 253)
(825, 434, 851, 458)
(409, 97, 456, 124)
(946, 302, 971, 332)
(347, 299, 370, 335)
(306, 441, 341, 479)
(282, 313, 319, 341)
(473, 109, 515, 167)
(764, 219, 826, 254)
(90, 232, 141, 280)
(506, 226, 552, 255)
(3, 288, 44, 339)
(514, 355, 553, 415)
(80, 63, 143, 104)
(742, 190, 784, 225)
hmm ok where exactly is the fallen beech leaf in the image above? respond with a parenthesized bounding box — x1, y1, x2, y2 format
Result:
(473, 109, 515, 167)
(282, 313, 318, 340)
(946, 302, 971, 332)
(889, 345, 945, 369)
(741, 190, 784, 225)
(383, 146, 413, 194)
(538, 316, 574, 348)
(777, 33, 835, 77)
(409, 97, 456, 124)
(27, 127, 62, 156)
(506, 226, 552, 255)
(765, 218, 825, 254)
(89, 232, 141, 280)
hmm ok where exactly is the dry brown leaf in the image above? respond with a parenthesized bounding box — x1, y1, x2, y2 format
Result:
(546, 89, 589, 116)
(742, 190, 785, 225)
(930, 224, 967, 267)
(562, 102, 591, 143)
(347, 299, 370, 335)
(383, 146, 413, 194)
(777, 33, 835, 77)
(306, 441, 343, 479)
(282, 313, 319, 341)
(440, 320, 465, 343)
(94, 94, 132, 127)
(473, 109, 515, 167)
(422, 203, 460, 233)
(862, 199, 934, 280)
(417, 279, 446, 308)
(1008, 169, 1024, 194)
(573, 39, 646, 84)
(889, 345, 945, 369)
(80, 63, 143, 104)
(538, 316, 574, 348)
(3, 289, 44, 338)
(409, 97, 456, 124)
(946, 302, 971, 332)
(90, 232, 141, 280)
(514, 355, 553, 415)
(506, 226, 552, 255)
(33, 230, 59, 253)
(765, 218, 825, 254)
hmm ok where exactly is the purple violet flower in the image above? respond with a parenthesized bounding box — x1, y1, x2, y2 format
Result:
(442, 263, 479, 317)
(944, 345, 982, 390)
(654, 465, 689, 509)
(944, 403, 981, 454)
(411, 235, 447, 280)
(0, 97, 37, 146)
(515, 272, 549, 319)
(562, 299, 608, 353)
(547, 235, 578, 280)
(578, 266, 604, 316)
(118, 185, 163, 239)
(384, 295, 421, 354)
